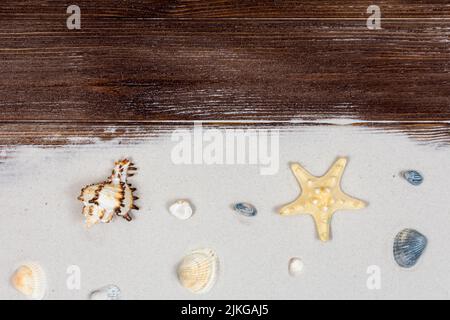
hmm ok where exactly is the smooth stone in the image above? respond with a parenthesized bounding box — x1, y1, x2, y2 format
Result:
(233, 203, 257, 217)
(288, 257, 304, 276)
(169, 200, 193, 220)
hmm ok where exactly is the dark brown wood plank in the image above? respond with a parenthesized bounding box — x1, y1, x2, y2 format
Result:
(1, 0, 449, 21)
(1, 1, 449, 146)
(1, 19, 449, 122)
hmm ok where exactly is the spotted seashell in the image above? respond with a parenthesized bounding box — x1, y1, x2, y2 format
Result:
(233, 202, 257, 217)
(402, 170, 423, 186)
(11, 262, 47, 300)
(177, 248, 219, 294)
(393, 229, 427, 268)
(78, 159, 139, 228)
(89, 285, 121, 300)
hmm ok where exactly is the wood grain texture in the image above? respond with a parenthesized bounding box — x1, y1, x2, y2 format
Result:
(2, 0, 450, 20)
(0, 1, 449, 145)
(1, 19, 449, 122)
(1, 122, 449, 147)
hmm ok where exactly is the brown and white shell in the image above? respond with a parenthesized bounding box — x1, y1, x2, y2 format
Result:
(78, 159, 139, 228)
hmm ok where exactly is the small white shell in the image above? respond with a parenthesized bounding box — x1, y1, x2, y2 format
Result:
(169, 200, 193, 220)
(89, 285, 121, 300)
(11, 262, 47, 300)
(288, 257, 304, 277)
(177, 248, 219, 294)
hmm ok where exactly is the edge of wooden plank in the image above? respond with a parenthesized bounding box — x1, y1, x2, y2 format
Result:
(0, 121, 449, 147)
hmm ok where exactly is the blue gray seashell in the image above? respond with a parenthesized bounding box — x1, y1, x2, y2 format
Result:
(89, 284, 121, 300)
(402, 170, 423, 186)
(393, 228, 427, 268)
(233, 203, 257, 217)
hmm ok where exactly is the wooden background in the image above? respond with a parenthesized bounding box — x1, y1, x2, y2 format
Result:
(0, 0, 449, 146)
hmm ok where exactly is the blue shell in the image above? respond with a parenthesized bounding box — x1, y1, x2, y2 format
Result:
(233, 203, 257, 217)
(105, 285, 121, 299)
(393, 229, 427, 268)
(89, 284, 121, 300)
(402, 170, 423, 186)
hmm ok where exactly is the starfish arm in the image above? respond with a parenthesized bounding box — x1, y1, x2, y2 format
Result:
(335, 191, 367, 210)
(279, 197, 308, 216)
(290, 162, 315, 188)
(311, 212, 331, 242)
(323, 157, 347, 186)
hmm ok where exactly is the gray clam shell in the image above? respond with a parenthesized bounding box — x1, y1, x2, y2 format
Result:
(393, 229, 427, 268)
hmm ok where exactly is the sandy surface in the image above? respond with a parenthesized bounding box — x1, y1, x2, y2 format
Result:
(0, 125, 448, 300)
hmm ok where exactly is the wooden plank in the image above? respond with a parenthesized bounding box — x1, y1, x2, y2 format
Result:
(0, 122, 448, 146)
(0, 1, 449, 146)
(0, 20, 449, 122)
(1, 0, 449, 21)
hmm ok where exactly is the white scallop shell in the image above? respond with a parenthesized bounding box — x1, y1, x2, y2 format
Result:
(169, 200, 193, 220)
(11, 262, 47, 300)
(288, 257, 304, 277)
(177, 248, 219, 294)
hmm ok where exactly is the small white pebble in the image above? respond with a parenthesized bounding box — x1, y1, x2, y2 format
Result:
(169, 200, 194, 220)
(288, 257, 304, 277)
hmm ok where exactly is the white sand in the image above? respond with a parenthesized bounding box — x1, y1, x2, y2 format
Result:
(0, 125, 449, 300)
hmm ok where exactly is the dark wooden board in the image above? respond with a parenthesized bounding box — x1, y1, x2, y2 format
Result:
(2, 19, 449, 122)
(2, 0, 450, 19)
(0, 1, 449, 145)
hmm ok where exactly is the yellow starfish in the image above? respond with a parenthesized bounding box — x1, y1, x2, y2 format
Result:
(279, 157, 367, 242)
